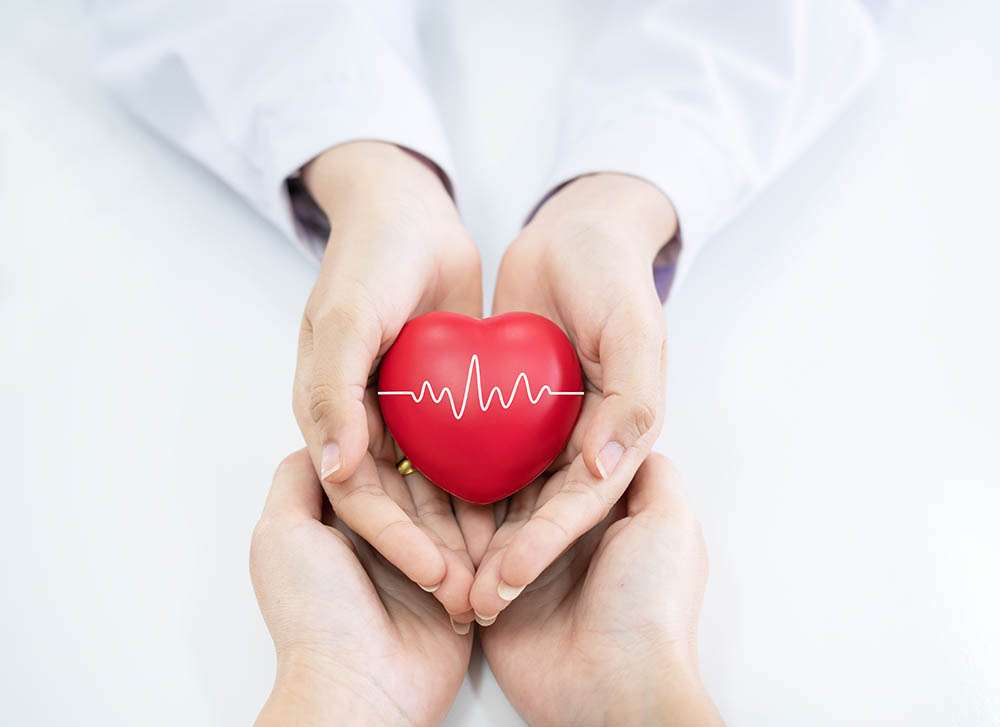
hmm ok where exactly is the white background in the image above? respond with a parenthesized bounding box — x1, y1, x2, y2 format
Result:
(2, 1, 999, 725)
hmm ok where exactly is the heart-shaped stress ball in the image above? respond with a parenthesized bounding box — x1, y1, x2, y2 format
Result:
(377, 312, 584, 504)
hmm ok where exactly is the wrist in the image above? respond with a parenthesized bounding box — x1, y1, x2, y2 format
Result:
(257, 650, 411, 727)
(303, 140, 457, 228)
(528, 173, 678, 262)
(604, 653, 722, 727)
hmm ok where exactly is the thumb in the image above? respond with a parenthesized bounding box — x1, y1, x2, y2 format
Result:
(295, 300, 382, 485)
(582, 304, 667, 481)
(626, 453, 691, 518)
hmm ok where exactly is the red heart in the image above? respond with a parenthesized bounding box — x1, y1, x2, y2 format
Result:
(377, 312, 584, 504)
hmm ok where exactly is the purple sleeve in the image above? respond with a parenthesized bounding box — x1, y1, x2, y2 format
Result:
(653, 228, 681, 303)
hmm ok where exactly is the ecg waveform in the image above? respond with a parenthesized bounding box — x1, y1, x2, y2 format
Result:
(378, 354, 584, 421)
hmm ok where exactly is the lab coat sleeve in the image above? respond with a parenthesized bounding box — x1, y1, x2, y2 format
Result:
(540, 1, 882, 295)
(90, 0, 454, 259)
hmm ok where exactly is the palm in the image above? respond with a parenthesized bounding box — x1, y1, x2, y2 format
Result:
(253, 510, 470, 723)
(479, 459, 707, 725)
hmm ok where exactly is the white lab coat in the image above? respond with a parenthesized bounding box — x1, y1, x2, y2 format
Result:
(90, 1, 885, 288)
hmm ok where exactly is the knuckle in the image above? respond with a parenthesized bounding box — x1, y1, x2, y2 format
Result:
(532, 512, 575, 541)
(308, 382, 339, 424)
(625, 398, 660, 441)
(415, 501, 455, 522)
(313, 297, 380, 345)
(330, 481, 383, 512)
(371, 519, 411, 550)
(312, 301, 358, 332)
(561, 478, 612, 518)
(304, 381, 365, 429)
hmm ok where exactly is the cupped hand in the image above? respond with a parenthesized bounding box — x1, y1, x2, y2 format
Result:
(479, 455, 722, 726)
(251, 451, 473, 726)
(294, 141, 494, 617)
(470, 172, 675, 619)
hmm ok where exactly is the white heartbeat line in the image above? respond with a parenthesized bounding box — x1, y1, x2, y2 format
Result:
(378, 353, 584, 420)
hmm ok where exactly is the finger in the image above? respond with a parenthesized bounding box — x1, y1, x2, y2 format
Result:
(627, 453, 694, 522)
(467, 482, 542, 620)
(496, 454, 639, 599)
(389, 442, 477, 614)
(298, 299, 382, 486)
(548, 390, 602, 470)
(326, 454, 446, 591)
(406, 472, 475, 616)
(347, 515, 475, 637)
(581, 303, 667, 481)
(434, 548, 474, 617)
(525, 503, 620, 612)
(260, 449, 323, 524)
(468, 548, 508, 622)
(449, 611, 476, 636)
(452, 498, 496, 567)
(376, 459, 419, 519)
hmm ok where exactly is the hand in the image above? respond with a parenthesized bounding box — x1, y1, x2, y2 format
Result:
(294, 141, 493, 619)
(470, 173, 674, 618)
(479, 455, 722, 726)
(251, 451, 473, 726)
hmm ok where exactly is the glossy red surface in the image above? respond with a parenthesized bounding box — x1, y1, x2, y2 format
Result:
(377, 312, 583, 504)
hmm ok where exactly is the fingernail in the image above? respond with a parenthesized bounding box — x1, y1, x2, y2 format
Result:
(497, 581, 526, 601)
(419, 582, 440, 593)
(450, 617, 471, 635)
(475, 612, 497, 627)
(320, 442, 341, 481)
(596, 441, 625, 479)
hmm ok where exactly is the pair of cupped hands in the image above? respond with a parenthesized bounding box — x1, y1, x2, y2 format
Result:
(251, 142, 721, 725)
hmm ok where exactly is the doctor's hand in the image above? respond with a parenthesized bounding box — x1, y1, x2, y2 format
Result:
(295, 141, 489, 617)
(479, 456, 723, 726)
(252, 451, 472, 726)
(471, 173, 674, 617)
